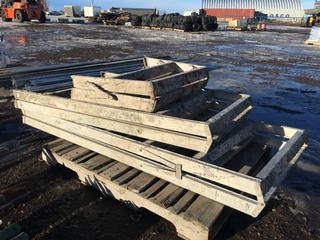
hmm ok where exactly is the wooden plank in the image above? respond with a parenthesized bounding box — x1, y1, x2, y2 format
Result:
(73, 151, 97, 164)
(152, 68, 209, 96)
(62, 146, 91, 161)
(45, 138, 66, 151)
(109, 62, 179, 80)
(158, 90, 215, 118)
(71, 88, 154, 112)
(71, 75, 153, 96)
(184, 196, 224, 226)
(49, 139, 74, 153)
(80, 154, 113, 171)
(203, 123, 253, 163)
(56, 144, 79, 156)
(127, 172, 158, 193)
(206, 94, 252, 134)
(71, 76, 208, 112)
(113, 169, 141, 185)
(100, 162, 132, 181)
(16, 101, 209, 152)
(14, 90, 208, 137)
(226, 143, 268, 174)
(153, 78, 209, 112)
(169, 191, 197, 214)
(140, 179, 167, 199)
(151, 184, 181, 205)
(95, 161, 117, 174)
(211, 137, 253, 167)
(21, 114, 262, 197)
(161, 188, 186, 208)
(257, 130, 307, 201)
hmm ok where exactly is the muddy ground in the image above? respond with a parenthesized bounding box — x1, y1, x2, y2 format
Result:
(0, 22, 320, 239)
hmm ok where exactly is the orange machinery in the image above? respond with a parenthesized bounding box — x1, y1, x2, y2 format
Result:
(1, 0, 46, 23)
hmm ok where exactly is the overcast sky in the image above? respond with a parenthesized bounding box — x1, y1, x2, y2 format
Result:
(50, 0, 316, 12)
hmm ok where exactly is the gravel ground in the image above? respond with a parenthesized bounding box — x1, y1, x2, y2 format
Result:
(0, 22, 320, 240)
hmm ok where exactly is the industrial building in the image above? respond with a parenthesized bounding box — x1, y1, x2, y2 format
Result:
(305, 1, 320, 15)
(202, 0, 305, 19)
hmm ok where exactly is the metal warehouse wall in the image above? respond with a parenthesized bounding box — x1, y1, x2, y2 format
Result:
(204, 9, 255, 19)
(202, 0, 305, 18)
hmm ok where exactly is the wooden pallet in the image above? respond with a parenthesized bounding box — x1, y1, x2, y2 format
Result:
(161, 27, 173, 31)
(139, 27, 185, 32)
(14, 88, 252, 154)
(226, 26, 244, 31)
(42, 136, 270, 240)
(150, 26, 162, 30)
(173, 28, 187, 32)
(71, 57, 209, 112)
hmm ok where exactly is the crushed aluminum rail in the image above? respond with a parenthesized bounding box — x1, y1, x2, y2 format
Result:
(17, 102, 307, 217)
(14, 88, 252, 154)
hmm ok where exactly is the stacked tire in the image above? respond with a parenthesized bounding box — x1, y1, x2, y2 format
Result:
(150, 15, 163, 28)
(131, 16, 142, 26)
(201, 16, 218, 31)
(141, 14, 155, 27)
(133, 13, 218, 32)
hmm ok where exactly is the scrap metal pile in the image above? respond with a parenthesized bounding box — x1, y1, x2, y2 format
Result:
(13, 57, 307, 240)
(0, 58, 144, 122)
(99, 11, 132, 25)
(132, 13, 218, 31)
(0, 58, 146, 170)
(0, 127, 50, 169)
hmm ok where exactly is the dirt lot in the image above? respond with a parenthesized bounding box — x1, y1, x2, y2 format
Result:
(1, 22, 320, 240)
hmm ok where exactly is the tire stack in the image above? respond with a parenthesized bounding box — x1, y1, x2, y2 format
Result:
(162, 13, 179, 28)
(135, 13, 218, 32)
(201, 15, 218, 31)
(150, 15, 163, 28)
(141, 14, 155, 27)
(191, 15, 202, 31)
(131, 16, 142, 27)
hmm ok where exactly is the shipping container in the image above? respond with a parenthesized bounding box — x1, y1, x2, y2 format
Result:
(64, 5, 81, 17)
(204, 8, 255, 20)
(84, 6, 101, 17)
